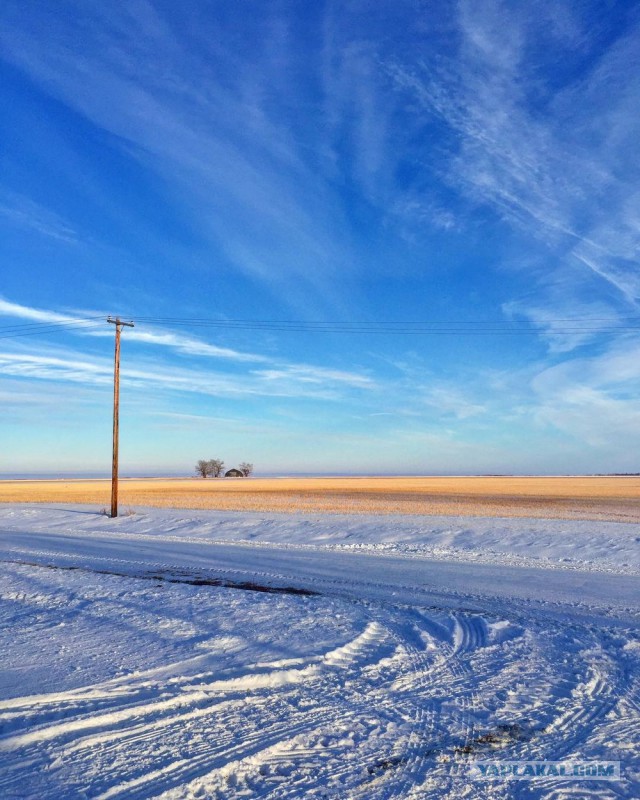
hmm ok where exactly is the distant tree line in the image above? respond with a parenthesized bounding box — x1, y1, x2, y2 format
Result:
(195, 459, 253, 478)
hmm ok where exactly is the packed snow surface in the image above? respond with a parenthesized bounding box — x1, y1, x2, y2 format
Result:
(0, 504, 638, 799)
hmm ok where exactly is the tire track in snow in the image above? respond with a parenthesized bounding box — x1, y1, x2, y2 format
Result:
(0, 622, 386, 754)
(91, 707, 343, 800)
(538, 648, 627, 762)
(2, 555, 638, 798)
(0, 613, 402, 800)
(452, 613, 488, 655)
(333, 605, 490, 798)
(357, 608, 443, 799)
(155, 608, 428, 800)
(87, 621, 397, 800)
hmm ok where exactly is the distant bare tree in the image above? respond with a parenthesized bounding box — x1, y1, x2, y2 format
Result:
(208, 458, 225, 478)
(195, 459, 210, 478)
(239, 462, 254, 477)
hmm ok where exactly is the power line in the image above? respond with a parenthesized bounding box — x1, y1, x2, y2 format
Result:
(0, 315, 105, 331)
(135, 315, 640, 324)
(0, 317, 105, 339)
(133, 316, 640, 335)
(1, 313, 640, 339)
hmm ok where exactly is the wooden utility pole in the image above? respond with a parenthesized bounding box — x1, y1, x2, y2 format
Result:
(107, 316, 134, 518)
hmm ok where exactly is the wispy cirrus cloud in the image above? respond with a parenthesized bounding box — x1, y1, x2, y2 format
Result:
(0, 297, 92, 326)
(254, 365, 373, 389)
(420, 385, 486, 420)
(2, 0, 639, 324)
(0, 191, 79, 244)
(386, 0, 640, 339)
(0, 297, 374, 396)
(126, 330, 269, 363)
(531, 362, 640, 453)
(0, 347, 366, 401)
(0, 351, 111, 385)
(0, 296, 268, 363)
(0, 1, 357, 308)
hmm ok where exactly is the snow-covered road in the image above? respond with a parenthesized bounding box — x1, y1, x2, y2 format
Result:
(0, 505, 638, 799)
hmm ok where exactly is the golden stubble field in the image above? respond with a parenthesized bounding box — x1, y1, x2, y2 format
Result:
(1, 476, 639, 521)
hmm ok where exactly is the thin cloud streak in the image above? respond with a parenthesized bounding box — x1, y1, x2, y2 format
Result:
(0, 1, 356, 307)
(386, 1, 640, 340)
(0, 297, 268, 362)
(0, 297, 91, 326)
(0, 344, 370, 401)
(0, 191, 79, 244)
(0, 296, 374, 389)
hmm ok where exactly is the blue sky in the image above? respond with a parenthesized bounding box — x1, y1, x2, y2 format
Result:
(1, 0, 639, 475)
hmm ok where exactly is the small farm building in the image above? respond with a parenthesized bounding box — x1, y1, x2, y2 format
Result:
(225, 468, 244, 478)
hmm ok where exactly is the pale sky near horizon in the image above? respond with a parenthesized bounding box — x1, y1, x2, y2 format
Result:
(1, 0, 640, 476)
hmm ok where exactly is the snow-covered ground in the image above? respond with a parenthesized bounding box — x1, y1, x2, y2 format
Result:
(0, 504, 638, 799)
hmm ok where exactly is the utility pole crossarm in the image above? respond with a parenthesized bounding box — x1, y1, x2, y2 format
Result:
(107, 316, 135, 518)
(107, 316, 135, 328)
